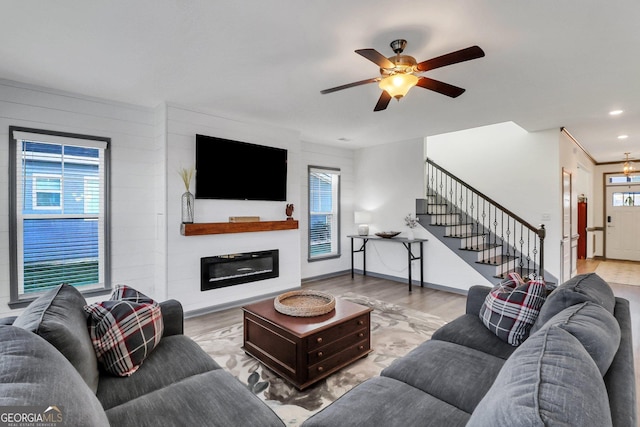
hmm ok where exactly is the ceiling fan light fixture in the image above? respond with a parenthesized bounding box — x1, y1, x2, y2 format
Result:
(378, 73, 419, 99)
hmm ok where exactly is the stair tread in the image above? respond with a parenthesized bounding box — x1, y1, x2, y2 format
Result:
(477, 255, 517, 265)
(444, 232, 486, 238)
(460, 243, 501, 252)
(494, 268, 537, 279)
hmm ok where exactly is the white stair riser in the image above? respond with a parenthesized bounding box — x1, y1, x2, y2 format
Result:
(429, 214, 461, 225)
(443, 224, 474, 236)
(426, 205, 448, 215)
(458, 236, 490, 248)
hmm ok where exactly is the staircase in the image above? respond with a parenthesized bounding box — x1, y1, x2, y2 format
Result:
(417, 159, 549, 285)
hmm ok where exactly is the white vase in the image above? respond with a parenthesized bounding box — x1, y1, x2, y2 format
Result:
(406, 228, 415, 240)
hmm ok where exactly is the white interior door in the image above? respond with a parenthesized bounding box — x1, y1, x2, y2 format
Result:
(606, 183, 640, 261)
(561, 170, 572, 282)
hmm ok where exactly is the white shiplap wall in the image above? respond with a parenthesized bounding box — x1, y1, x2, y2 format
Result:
(164, 104, 302, 314)
(0, 79, 160, 316)
(300, 141, 355, 279)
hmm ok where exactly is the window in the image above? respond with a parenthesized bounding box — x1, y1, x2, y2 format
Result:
(609, 175, 640, 184)
(9, 127, 110, 305)
(308, 166, 340, 261)
(612, 192, 640, 207)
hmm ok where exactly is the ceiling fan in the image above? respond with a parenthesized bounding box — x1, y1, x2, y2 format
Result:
(320, 39, 485, 111)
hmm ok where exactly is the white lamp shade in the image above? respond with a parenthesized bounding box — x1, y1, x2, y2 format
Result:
(354, 211, 372, 224)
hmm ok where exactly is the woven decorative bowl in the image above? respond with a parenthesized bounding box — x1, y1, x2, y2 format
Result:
(274, 290, 336, 317)
(375, 231, 401, 239)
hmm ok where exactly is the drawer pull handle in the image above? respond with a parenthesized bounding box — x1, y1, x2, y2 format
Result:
(359, 345, 364, 350)
(318, 366, 324, 372)
(316, 337, 323, 344)
(318, 351, 324, 357)
(358, 333, 364, 338)
(358, 320, 364, 325)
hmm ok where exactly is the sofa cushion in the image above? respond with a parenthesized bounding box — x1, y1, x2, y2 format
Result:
(531, 273, 615, 334)
(97, 335, 221, 409)
(604, 298, 638, 427)
(536, 301, 620, 375)
(0, 326, 110, 427)
(467, 325, 613, 427)
(301, 376, 471, 427)
(381, 340, 505, 413)
(431, 314, 517, 359)
(479, 278, 546, 346)
(85, 286, 164, 377)
(105, 370, 285, 427)
(13, 284, 99, 393)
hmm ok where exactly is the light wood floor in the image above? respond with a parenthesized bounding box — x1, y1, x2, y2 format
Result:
(184, 263, 639, 417)
(184, 274, 466, 336)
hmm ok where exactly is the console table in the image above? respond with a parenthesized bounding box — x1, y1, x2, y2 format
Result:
(347, 235, 428, 292)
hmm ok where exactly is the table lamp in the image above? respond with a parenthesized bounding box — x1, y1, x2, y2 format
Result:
(354, 211, 372, 236)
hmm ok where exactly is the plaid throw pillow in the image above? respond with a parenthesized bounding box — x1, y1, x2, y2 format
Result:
(479, 275, 546, 346)
(84, 285, 164, 377)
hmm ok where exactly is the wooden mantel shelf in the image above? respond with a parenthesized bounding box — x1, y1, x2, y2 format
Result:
(181, 220, 299, 236)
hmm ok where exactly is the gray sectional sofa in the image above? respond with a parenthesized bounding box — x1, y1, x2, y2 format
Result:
(303, 273, 637, 427)
(0, 285, 284, 427)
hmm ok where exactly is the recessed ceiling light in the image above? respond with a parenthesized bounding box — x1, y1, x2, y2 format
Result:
(610, 110, 624, 116)
(618, 135, 629, 140)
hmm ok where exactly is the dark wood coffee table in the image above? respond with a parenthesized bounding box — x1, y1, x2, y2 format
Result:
(242, 297, 372, 390)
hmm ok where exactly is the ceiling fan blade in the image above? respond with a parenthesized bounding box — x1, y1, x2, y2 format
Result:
(374, 91, 392, 111)
(320, 77, 379, 94)
(416, 46, 485, 72)
(355, 48, 396, 69)
(416, 77, 466, 98)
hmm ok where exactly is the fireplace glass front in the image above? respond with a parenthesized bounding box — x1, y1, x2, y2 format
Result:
(201, 250, 279, 291)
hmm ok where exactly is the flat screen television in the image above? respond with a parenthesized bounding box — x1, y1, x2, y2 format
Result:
(195, 134, 287, 201)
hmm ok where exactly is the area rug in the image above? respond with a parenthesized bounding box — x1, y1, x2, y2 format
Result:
(189, 292, 447, 426)
(595, 261, 640, 286)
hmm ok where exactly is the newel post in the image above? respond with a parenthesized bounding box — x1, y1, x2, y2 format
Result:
(537, 224, 546, 280)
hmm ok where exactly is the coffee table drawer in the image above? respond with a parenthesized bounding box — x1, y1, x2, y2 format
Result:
(306, 313, 369, 350)
(307, 327, 368, 365)
(307, 339, 370, 381)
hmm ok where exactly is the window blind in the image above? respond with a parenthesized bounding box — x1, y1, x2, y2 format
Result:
(308, 167, 340, 260)
(11, 128, 108, 298)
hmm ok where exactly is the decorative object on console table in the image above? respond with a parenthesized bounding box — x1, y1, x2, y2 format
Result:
(354, 211, 372, 236)
(404, 213, 418, 240)
(179, 167, 195, 224)
(375, 231, 401, 239)
(286, 204, 294, 220)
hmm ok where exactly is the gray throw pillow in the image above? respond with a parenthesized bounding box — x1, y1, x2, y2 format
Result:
(467, 325, 613, 427)
(534, 301, 620, 375)
(530, 273, 615, 334)
(0, 326, 110, 427)
(13, 284, 100, 393)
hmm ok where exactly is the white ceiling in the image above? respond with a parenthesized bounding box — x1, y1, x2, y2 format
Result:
(2, 1, 640, 163)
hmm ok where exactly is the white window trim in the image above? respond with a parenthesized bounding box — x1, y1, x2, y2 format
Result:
(308, 166, 341, 261)
(9, 126, 111, 306)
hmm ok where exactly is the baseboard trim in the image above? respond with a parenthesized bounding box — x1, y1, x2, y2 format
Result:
(302, 269, 351, 284)
(351, 270, 469, 296)
(184, 270, 469, 318)
(183, 286, 300, 319)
